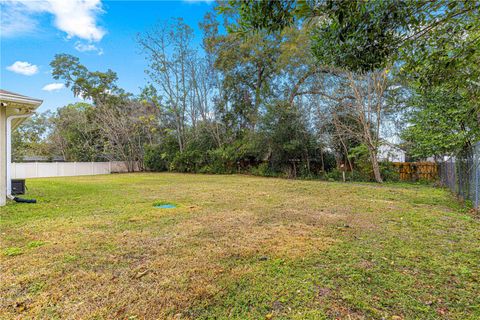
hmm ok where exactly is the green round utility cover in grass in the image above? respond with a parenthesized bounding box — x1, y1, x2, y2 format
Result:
(154, 203, 177, 209)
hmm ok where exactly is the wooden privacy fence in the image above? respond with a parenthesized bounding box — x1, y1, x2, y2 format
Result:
(393, 162, 438, 181)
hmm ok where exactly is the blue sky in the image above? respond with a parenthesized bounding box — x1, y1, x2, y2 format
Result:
(0, 0, 214, 112)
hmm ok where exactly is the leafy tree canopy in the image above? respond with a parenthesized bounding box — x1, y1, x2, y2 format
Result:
(50, 54, 127, 105)
(231, 0, 479, 72)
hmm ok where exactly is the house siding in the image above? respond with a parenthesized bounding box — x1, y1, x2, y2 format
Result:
(0, 106, 6, 206)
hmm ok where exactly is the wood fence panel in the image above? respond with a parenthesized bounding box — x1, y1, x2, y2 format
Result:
(393, 162, 438, 181)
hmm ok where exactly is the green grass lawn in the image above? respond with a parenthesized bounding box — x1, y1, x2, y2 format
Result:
(1, 173, 479, 319)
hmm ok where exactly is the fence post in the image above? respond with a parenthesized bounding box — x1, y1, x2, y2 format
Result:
(35, 161, 39, 178)
(476, 154, 479, 209)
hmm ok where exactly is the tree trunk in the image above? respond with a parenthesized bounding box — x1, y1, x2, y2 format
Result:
(320, 148, 325, 173)
(369, 149, 383, 183)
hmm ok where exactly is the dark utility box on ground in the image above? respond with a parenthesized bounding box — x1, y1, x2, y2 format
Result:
(11, 179, 26, 195)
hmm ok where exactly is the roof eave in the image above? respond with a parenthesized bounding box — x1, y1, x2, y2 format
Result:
(0, 94, 43, 108)
(0, 92, 43, 129)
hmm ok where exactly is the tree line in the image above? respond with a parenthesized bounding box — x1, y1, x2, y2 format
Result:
(14, 0, 480, 183)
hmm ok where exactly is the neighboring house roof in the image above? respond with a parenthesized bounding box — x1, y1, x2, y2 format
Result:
(20, 156, 66, 162)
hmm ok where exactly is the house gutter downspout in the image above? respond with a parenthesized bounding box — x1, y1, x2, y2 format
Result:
(6, 113, 33, 199)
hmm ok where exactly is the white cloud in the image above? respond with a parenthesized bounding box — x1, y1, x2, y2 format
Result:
(46, 0, 106, 42)
(42, 83, 65, 92)
(74, 41, 104, 55)
(1, 0, 106, 42)
(6, 61, 39, 76)
(0, 2, 38, 37)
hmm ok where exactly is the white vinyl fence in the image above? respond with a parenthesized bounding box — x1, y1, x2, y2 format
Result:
(11, 161, 140, 179)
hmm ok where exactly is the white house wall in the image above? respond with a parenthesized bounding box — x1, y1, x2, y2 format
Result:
(0, 106, 6, 206)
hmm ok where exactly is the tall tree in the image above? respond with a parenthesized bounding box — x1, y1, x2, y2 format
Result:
(232, 0, 479, 72)
(96, 100, 159, 171)
(51, 54, 125, 105)
(12, 112, 54, 161)
(400, 5, 480, 155)
(50, 55, 155, 170)
(50, 103, 104, 162)
(138, 18, 196, 152)
(332, 70, 390, 182)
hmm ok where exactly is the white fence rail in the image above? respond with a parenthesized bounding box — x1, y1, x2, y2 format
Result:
(11, 161, 140, 179)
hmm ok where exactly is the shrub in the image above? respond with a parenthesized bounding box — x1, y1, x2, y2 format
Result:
(144, 144, 168, 172)
(250, 162, 271, 176)
(348, 144, 373, 181)
(380, 162, 400, 182)
(170, 150, 205, 172)
(206, 147, 237, 174)
(324, 168, 343, 181)
(144, 133, 180, 172)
